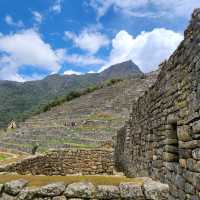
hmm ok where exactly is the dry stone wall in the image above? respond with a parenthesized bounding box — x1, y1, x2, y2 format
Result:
(0, 148, 114, 175)
(0, 178, 169, 200)
(115, 9, 200, 200)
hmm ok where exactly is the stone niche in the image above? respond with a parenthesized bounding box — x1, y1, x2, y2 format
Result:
(114, 8, 200, 200)
(0, 148, 114, 175)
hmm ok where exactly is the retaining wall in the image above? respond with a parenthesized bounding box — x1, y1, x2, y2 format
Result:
(115, 9, 200, 199)
(0, 178, 169, 199)
(0, 148, 114, 175)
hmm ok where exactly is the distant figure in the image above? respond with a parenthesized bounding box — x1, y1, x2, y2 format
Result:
(32, 143, 39, 155)
(7, 120, 17, 130)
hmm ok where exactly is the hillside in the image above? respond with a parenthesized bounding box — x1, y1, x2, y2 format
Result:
(0, 60, 143, 128)
(0, 71, 158, 153)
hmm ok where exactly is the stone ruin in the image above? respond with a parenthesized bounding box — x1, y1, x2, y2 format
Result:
(115, 8, 200, 200)
(7, 120, 17, 130)
(1, 7, 200, 200)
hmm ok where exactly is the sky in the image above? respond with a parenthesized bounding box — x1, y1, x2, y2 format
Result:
(0, 0, 199, 82)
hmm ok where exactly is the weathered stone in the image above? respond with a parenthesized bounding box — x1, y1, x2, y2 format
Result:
(192, 120, 200, 134)
(185, 182, 195, 194)
(4, 179, 29, 195)
(177, 125, 192, 141)
(163, 152, 178, 162)
(119, 182, 144, 199)
(17, 188, 37, 200)
(174, 175, 185, 189)
(144, 180, 169, 200)
(0, 184, 3, 193)
(0, 193, 15, 200)
(192, 148, 200, 160)
(179, 140, 200, 149)
(96, 185, 120, 199)
(64, 182, 95, 198)
(52, 196, 67, 200)
(36, 182, 65, 197)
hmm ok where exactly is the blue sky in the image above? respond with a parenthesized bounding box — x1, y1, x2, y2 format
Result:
(0, 0, 199, 82)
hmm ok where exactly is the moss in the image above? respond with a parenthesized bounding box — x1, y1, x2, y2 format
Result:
(0, 175, 144, 187)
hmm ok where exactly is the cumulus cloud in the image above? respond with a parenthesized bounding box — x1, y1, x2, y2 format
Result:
(89, 0, 200, 19)
(0, 29, 64, 81)
(99, 28, 183, 72)
(63, 70, 82, 75)
(51, 0, 63, 14)
(65, 28, 109, 54)
(5, 15, 24, 28)
(32, 11, 43, 24)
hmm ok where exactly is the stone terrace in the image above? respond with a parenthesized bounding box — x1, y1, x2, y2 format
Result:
(0, 74, 157, 153)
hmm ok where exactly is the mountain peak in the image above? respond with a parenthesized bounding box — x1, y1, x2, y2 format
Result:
(100, 60, 143, 80)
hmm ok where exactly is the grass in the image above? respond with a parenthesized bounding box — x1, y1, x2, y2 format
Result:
(0, 152, 28, 165)
(0, 154, 7, 161)
(0, 175, 144, 187)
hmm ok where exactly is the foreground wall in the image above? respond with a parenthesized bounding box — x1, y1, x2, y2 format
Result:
(1, 148, 114, 175)
(0, 179, 169, 200)
(115, 9, 200, 199)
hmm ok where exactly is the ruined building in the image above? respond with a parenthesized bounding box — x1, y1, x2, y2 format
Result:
(115, 9, 200, 199)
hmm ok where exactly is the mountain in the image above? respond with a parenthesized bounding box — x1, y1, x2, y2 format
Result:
(0, 60, 143, 128)
(0, 71, 158, 152)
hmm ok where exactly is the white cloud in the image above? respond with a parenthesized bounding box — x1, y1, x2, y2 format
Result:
(99, 28, 183, 72)
(88, 70, 96, 74)
(5, 15, 24, 28)
(0, 29, 64, 81)
(32, 11, 43, 24)
(63, 53, 105, 66)
(63, 70, 82, 75)
(65, 28, 109, 54)
(89, 0, 200, 19)
(51, 0, 63, 14)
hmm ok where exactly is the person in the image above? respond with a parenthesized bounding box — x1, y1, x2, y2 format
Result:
(32, 143, 39, 155)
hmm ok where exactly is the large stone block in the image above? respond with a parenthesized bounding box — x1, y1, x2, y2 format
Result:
(119, 182, 144, 199)
(4, 179, 29, 196)
(64, 182, 95, 198)
(36, 182, 66, 197)
(143, 180, 169, 200)
(96, 185, 120, 199)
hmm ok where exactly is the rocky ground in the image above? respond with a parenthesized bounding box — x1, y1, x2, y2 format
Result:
(0, 72, 157, 153)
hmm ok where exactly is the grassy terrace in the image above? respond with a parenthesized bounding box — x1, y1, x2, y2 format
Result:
(0, 175, 144, 187)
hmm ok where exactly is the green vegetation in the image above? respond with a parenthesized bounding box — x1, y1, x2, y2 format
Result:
(0, 154, 7, 161)
(0, 175, 144, 187)
(34, 78, 123, 115)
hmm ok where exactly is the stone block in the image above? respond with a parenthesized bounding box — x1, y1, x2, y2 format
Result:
(192, 148, 200, 160)
(4, 179, 29, 196)
(64, 182, 95, 198)
(143, 180, 169, 200)
(36, 182, 66, 197)
(119, 182, 144, 199)
(96, 185, 120, 199)
(177, 125, 192, 141)
(163, 152, 178, 162)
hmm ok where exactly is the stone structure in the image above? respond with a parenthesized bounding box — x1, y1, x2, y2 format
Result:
(115, 9, 200, 199)
(0, 178, 169, 200)
(7, 120, 17, 130)
(0, 148, 114, 175)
